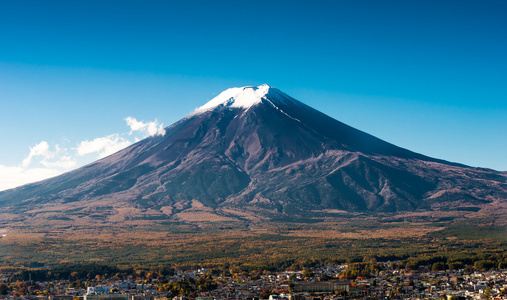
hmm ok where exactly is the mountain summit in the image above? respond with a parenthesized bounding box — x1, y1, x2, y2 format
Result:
(0, 85, 505, 224)
(193, 84, 273, 113)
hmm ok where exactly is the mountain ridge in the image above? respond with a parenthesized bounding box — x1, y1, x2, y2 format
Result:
(0, 85, 505, 225)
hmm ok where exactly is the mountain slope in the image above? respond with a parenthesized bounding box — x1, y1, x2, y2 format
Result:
(0, 84, 505, 224)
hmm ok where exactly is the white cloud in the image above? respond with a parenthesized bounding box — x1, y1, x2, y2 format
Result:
(41, 156, 77, 169)
(22, 141, 51, 167)
(21, 141, 76, 170)
(22, 142, 77, 169)
(0, 141, 79, 191)
(77, 134, 132, 158)
(1, 116, 162, 191)
(125, 116, 165, 137)
(0, 165, 63, 191)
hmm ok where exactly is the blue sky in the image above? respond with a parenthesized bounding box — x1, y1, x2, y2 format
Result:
(0, 0, 506, 190)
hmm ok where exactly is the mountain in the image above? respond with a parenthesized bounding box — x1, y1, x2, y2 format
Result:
(0, 84, 506, 224)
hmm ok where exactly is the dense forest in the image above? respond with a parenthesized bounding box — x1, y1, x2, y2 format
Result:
(4, 246, 506, 283)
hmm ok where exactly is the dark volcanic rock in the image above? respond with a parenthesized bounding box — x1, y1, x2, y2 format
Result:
(0, 84, 505, 220)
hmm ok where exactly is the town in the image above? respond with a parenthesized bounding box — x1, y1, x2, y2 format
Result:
(0, 263, 505, 300)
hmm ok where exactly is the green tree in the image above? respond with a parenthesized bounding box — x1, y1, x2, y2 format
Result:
(448, 262, 464, 270)
(302, 268, 314, 279)
(319, 274, 330, 281)
(0, 283, 8, 295)
(432, 262, 446, 271)
(260, 289, 273, 298)
(474, 260, 495, 271)
(484, 287, 492, 299)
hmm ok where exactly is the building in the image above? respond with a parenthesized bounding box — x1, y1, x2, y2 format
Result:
(293, 281, 349, 293)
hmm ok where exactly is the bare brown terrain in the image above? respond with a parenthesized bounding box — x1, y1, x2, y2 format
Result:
(0, 85, 505, 268)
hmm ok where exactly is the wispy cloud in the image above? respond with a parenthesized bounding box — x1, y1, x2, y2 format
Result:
(0, 165, 62, 191)
(22, 141, 51, 167)
(22, 141, 77, 169)
(0, 141, 80, 191)
(41, 155, 77, 169)
(77, 134, 132, 158)
(125, 116, 165, 137)
(1, 116, 162, 191)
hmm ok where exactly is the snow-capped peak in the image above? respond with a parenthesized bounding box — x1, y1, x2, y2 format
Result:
(193, 84, 272, 114)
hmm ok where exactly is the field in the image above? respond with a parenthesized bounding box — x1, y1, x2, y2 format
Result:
(0, 203, 506, 271)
